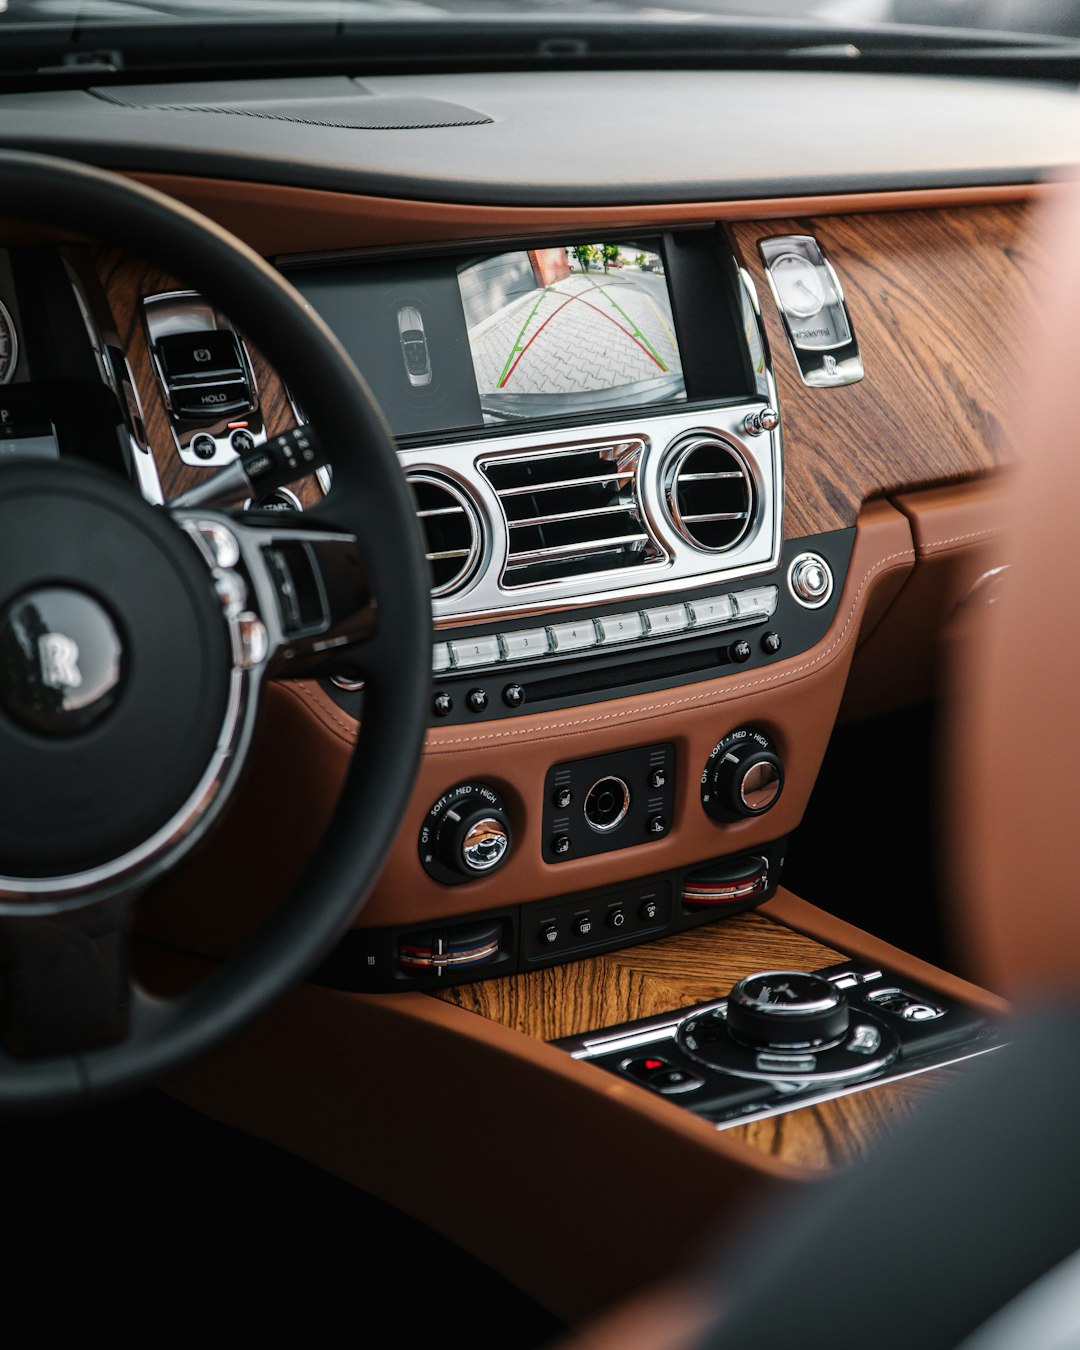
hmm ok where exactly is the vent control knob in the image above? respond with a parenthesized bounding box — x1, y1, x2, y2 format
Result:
(419, 781, 513, 884)
(701, 728, 784, 822)
(743, 406, 779, 437)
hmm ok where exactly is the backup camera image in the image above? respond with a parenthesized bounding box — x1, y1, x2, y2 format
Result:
(457, 242, 685, 423)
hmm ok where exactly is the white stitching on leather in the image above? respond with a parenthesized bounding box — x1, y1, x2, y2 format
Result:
(918, 526, 1004, 555)
(426, 548, 914, 750)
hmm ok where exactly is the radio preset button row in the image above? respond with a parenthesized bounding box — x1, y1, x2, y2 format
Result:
(433, 584, 781, 674)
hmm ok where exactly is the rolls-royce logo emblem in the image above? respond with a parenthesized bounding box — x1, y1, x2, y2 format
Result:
(38, 632, 82, 691)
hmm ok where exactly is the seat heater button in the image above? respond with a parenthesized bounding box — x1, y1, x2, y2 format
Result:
(596, 611, 646, 645)
(644, 604, 690, 636)
(549, 620, 598, 652)
(688, 595, 734, 627)
(450, 635, 501, 669)
(501, 628, 551, 660)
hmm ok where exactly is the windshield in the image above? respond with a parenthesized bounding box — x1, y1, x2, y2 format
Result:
(1, 0, 1079, 39)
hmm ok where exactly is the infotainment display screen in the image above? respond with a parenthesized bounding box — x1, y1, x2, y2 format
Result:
(288, 232, 744, 442)
(456, 242, 685, 424)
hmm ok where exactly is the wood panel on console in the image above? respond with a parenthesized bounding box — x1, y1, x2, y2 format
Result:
(435, 910, 965, 1171)
(435, 910, 840, 1042)
(730, 204, 1045, 537)
(90, 247, 320, 504)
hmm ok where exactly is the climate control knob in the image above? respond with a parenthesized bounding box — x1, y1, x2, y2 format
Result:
(701, 728, 784, 821)
(419, 781, 513, 885)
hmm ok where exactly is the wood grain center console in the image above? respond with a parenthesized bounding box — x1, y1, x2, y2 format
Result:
(435, 890, 1006, 1171)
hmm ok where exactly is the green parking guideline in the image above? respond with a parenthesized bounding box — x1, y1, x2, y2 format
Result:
(584, 277, 669, 372)
(497, 288, 548, 389)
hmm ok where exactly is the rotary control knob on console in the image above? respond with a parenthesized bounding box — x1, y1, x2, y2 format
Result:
(728, 971, 849, 1050)
(418, 781, 513, 885)
(701, 727, 784, 821)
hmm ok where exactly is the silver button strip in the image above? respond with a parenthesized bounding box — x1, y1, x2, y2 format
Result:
(433, 584, 778, 675)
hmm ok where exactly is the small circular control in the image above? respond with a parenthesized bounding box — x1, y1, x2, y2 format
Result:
(466, 688, 488, 714)
(788, 551, 834, 608)
(432, 692, 453, 718)
(584, 775, 631, 834)
(418, 781, 512, 884)
(761, 631, 782, 655)
(730, 639, 752, 664)
(701, 728, 784, 822)
(728, 971, 848, 1050)
(191, 434, 216, 461)
(502, 683, 525, 708)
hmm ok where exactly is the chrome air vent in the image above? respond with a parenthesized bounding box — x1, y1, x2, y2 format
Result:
(664, 434, 754, 553)
(407, 473, 482, 597)
(480, 438, 665, 590)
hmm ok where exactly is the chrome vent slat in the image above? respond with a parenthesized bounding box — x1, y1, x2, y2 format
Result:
(508, 503, 631, 529)
(407, 471, 482, 597)
(507, 534, 651, 566)
(481, 438, 665, 590)
(493, 471, 635, 497)
(665, 435, 754, 554)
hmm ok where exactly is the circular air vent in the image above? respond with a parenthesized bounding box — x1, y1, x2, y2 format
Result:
(407, 472, 482, 597)
(663, 434, 754, 553)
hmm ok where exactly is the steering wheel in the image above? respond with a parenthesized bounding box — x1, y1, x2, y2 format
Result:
(0, 151, 431, 1113)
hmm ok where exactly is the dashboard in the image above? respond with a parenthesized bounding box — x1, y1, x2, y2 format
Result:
(0, 74, 1040, 989)
(0, 49, 1063, 1327)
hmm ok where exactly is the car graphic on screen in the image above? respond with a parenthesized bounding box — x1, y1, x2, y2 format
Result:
(397, 305, 432, 386)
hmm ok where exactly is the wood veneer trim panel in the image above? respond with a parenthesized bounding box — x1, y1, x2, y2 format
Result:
(433, 910, 844, 1041)
(730, 203, 1046, 536)
(128, 173, 1063, 256)
(722, 1065, 965, 1170)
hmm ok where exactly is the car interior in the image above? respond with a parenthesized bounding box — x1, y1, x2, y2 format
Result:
(2, 3, 1080, 1345)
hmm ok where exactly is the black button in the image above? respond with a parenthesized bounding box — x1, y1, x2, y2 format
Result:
(432, 692, 453, 717)
(502, 683, 525, 708)
(762, 631, 782, 655)
(649, 767, 667, 789)
(231, 429, 256, 454)
(172, 381, 253, 420)
(467, 688, 488, 714)
(553, 786, 573, 810)
(646, 813, 666, 835)
(552, 834, 571, 856)
(639, 898, 659, 922)
(731, 639, 752, 664)
(157, 331, 245, 385)
(574, 914, 593, 939)
(622, 1056, 670, 1082)
(606, 907, 627, 930)
(539, 921, 559, 946)
(191, 434, 216, 460)
(650, 1068, 704, 1094)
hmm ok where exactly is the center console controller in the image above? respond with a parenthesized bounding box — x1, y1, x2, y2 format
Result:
(557, 963, 1005, 1128)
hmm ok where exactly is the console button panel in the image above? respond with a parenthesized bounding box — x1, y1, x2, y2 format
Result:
(543, 743, 675, 863)
(558, 962, 1005, 1128)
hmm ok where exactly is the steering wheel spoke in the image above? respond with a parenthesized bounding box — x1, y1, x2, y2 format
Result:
(174, 508, 376, 681)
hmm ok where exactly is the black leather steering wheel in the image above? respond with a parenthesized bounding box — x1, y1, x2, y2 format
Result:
(0, 151, 431, 1112)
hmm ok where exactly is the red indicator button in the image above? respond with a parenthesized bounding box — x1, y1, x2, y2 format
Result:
(643, 1059, 664, 1072)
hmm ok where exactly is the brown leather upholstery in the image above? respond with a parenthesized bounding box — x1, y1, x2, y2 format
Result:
(949, 182, 1080, 997)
